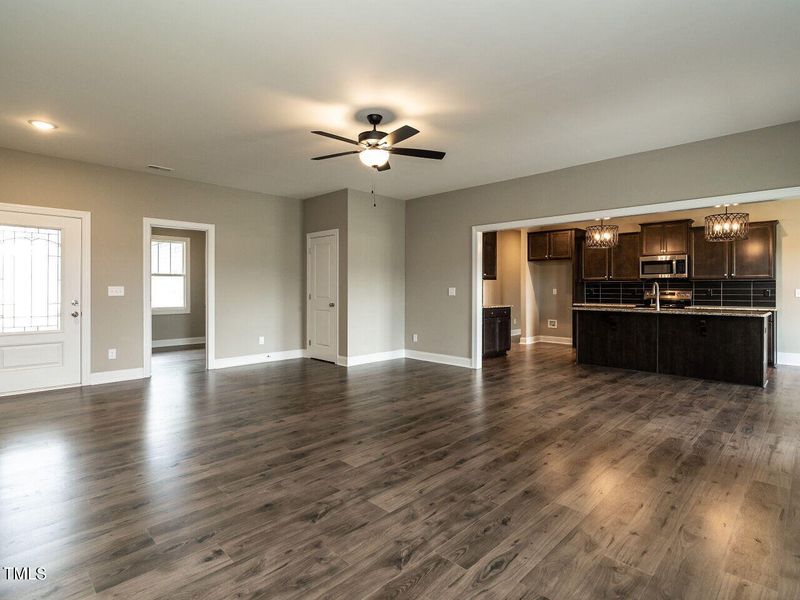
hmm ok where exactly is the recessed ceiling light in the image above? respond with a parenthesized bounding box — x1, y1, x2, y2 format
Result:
(28, 120, 58, 131)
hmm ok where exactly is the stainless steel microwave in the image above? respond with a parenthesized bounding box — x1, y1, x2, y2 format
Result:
(639, 254, 689, 279)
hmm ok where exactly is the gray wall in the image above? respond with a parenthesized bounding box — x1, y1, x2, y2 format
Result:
(151, 227, 206, 342)
(483, 230, 522, 331)
(531, 261, 573, 339)
(303, 189, 349, 355)
(347, 189, 405, 357)
(405, 121, 800, 358)
(0, 146, 304, 373)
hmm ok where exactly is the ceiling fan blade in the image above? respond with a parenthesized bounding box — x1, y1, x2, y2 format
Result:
(389, 147, 446, 160)
(376, 162, 391, 172)
(311, 130, 359, 145)
(383, 125, 419, 146)
(311, 150, 360, 160)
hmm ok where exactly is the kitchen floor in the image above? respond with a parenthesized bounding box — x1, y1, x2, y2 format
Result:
(1, 344, 797, 599)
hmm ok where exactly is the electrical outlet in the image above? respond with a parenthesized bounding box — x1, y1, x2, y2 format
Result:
(448, 287, 456, 296)
(552, 288, 557, 295)
(412, 334, 419, 343)
(513, 318, 517, 325)
(258, 336, 265, 345)
(796, 288, 800, 299)
(108, 348, 117, 360)
(547, 319, 557, 329)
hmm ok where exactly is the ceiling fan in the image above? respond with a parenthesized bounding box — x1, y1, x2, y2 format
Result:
(310, 113, 445, 172)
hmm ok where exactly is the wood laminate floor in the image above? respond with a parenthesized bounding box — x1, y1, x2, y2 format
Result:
(2, 343, 799, 599)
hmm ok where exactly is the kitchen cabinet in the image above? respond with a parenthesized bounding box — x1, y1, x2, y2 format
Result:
(482, 231, 497, 280)
(582, 245, 608, 281)
(483, 306, 511, 357)
(690, 227, 728, 279)
(657, 313, 767, 386)
(690, 221, 777, 280)
(581, 233, 639, 281)
(640, 220, 691, 256)
(575, 311, 658, 372)
(575, 308, 768, 386)
(610, 233, 640, 280)
(731, 221, 776, 279)
(527, 230, 578, 261)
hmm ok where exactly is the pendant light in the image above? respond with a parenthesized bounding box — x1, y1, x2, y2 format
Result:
(586, 217, 619, 248)
(704, 203, 749, 242)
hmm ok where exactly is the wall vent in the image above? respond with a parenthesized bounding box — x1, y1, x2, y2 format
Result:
(147, 164, 174, 172)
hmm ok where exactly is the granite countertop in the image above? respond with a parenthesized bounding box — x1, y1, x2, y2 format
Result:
(483, 305, 512, 309)
(572, 304, 771, 318)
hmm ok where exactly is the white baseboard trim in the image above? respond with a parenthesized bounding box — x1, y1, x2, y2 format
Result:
(532, 335, 572, 345)
(511, 328, 522, 337)
(777, 352, 800, 366)
(89, 368, 146, 385)
(405, 350, 473, 369)
(519, 336, 535, 345)
(338, 350, 406, 367)
(211, 349, 305, 370)
(152, 336, 206, 348)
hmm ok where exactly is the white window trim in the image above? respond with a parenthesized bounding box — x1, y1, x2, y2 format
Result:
(151, 234, 191, 315)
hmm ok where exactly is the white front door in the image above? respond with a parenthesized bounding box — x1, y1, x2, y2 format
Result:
(307, 231, 338, 363)
(0, 211, 82, 395)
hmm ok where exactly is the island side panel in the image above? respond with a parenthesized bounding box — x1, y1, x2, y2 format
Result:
(657, 314, 767, 387)
(575, 310, 658, 372)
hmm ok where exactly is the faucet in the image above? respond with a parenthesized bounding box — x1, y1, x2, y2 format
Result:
(651, 281, 660, 311)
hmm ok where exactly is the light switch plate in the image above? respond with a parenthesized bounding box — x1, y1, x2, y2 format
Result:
(412, 334, 418, 343)
(108, 286, 125, 297)
(258, 336, 265, 345)
(552, 288, 558, 295)
(448, 287, 456, 296)
(796, 288, 800, 299)
(108, 348, 117, 360)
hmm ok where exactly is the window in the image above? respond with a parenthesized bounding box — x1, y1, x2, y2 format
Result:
(0, 225, 62, 333)
(151, 236, 190, 314)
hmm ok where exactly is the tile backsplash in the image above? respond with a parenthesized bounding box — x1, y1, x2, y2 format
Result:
(584, 279, 776, 308)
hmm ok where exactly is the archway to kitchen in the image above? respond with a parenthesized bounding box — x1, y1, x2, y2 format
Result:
(472, 187, 800, 370)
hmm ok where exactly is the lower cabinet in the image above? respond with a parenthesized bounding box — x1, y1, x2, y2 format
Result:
(575, 311, 657, 372)
(483, 307, 511, 357)
(657, 314, 767, 386)
(575, 310, 768, 386)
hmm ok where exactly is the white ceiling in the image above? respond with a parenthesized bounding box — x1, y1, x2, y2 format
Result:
(2, 1, 800, 200)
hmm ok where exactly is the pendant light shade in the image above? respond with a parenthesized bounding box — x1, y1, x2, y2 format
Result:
(586, 219, 619, 248)
(704, 204, 749, 242)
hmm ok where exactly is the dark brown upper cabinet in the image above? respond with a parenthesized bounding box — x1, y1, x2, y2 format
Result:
(527, 229, 578, 261)
(610, 233, 641, 280)
(581, 233, 640, 281)
(731, 221, 776, 279)
(691, 227, 728, 279)
(582, 245, 609, 280)
(640, 220, 691, 256)
(690, 221, 776, 280)
(482, 231, 497, 280)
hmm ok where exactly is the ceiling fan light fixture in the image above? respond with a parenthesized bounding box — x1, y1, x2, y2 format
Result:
(359, 148, 390, 168)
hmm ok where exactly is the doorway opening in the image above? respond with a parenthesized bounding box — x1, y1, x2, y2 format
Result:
(143, 218, 215, 377)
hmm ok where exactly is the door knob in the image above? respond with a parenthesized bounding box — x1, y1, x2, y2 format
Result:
(71, 311, 80, 318)
(329, 302, 335, 307)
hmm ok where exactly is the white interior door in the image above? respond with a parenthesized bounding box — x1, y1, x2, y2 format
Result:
(0, 211, 82, 394)
(307, 231, 338, 363)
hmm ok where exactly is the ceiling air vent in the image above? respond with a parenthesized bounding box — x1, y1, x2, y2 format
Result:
(147, 164, 174, 172)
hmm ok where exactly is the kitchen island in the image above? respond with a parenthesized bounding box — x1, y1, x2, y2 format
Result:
(573, 305, 771, 386)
